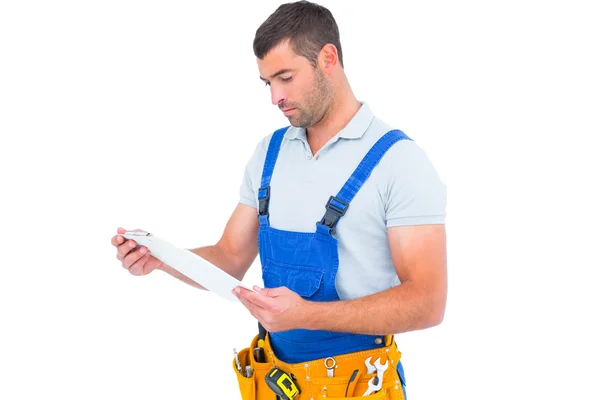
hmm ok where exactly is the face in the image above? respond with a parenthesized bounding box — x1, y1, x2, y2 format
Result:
(258, 40, 333, 128)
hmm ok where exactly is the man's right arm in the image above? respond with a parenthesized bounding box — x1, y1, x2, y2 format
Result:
(158, 203, 259, 289)
(114, 135, 267, 286)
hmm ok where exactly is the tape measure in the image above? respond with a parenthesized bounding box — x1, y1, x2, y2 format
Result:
(265, 367, 300, 400)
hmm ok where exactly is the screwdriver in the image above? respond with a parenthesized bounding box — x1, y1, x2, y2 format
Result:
(344, 369, 360, 397)
(254, 322, 267, 362)
(234, 348, 242, 374)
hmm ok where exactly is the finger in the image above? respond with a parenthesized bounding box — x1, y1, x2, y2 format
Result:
(237, 294, 252, 310)
(235, 289, 254, 308)
(116, 239, 138, 261)
(112, 227, 129, 247)
(248, 309, 265, 324)
(129, 252, 151, 275)
(122, 244, 147, 269)
(237, 287, 274, 311)
(111, 234, 124, 247)
(255, 286, 283, 297)
(237, 295, 264, 320)
(113, 227, 145, 248)
(235, 286, 257, 301)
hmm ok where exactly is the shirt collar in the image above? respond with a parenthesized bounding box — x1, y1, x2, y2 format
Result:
(284, 101, 374, 141)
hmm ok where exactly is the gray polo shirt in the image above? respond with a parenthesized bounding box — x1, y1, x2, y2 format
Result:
(239, 102, 446, 300)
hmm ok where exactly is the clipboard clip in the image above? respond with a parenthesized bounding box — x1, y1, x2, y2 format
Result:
(123, 231, 151, 237)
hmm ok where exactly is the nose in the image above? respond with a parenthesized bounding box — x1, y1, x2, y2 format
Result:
(270, 85, 286, 106)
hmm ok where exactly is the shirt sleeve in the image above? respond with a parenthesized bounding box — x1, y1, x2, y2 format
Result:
(384, 140, 447, 227)
(238, 136, 270, 210)
(239, 163, 257, 209)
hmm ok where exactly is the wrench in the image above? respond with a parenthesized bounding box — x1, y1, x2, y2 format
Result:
(364, 356, 376, 374)
(373, 358, 388, 387)
(362, 358, 389, 396)
(362, 375, 381, 397)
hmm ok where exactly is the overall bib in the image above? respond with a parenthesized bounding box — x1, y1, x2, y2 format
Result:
(234, 127, 410, 400)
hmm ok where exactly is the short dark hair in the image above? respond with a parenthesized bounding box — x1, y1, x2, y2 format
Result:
(253, 1, 344, 68)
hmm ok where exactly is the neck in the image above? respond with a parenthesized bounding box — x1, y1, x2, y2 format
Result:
(306, 82, 361, 150)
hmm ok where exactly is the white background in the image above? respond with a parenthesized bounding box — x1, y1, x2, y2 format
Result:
(1, 0, 599, 399)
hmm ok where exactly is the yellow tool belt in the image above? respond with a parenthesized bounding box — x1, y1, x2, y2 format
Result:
(233, 333, 405, 400)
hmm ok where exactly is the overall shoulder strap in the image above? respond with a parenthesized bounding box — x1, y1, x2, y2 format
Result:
(258, 126, 289, 225)
(316, 129, 412, 235)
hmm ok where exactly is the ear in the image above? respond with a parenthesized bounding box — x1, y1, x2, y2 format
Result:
(319, 43, 338, 74)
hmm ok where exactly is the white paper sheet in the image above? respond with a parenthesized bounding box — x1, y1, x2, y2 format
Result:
(121, 231, 257, 302)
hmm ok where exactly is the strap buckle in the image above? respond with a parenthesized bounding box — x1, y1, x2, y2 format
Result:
(319, 196, 349, 234)
(258, 186, 270, 217)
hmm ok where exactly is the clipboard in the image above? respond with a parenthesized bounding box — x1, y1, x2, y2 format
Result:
(120, 231, 258, 302)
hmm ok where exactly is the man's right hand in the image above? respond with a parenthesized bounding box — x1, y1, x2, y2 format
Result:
(111, 227, 163, 276)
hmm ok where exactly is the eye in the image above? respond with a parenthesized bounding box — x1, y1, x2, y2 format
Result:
(264, 81, 271, 87)
(281, 76, 292, 82)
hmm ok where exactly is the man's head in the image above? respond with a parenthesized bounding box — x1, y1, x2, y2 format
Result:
(254, 1, 344, 128)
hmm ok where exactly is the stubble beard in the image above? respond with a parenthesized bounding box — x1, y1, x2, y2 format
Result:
(288, 68, 332, 128)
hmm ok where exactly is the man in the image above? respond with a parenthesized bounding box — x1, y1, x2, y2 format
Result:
(112, 1, 446, 398)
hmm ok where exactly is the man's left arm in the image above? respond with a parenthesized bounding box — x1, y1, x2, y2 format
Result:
(306, 223, 447, 335)
(234, 223, 447, 335)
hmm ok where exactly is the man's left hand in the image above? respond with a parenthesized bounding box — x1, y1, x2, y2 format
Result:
(233, 285, 311, 332)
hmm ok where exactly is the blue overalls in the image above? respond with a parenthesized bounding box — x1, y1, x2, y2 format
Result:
(256, 126, 410, 394)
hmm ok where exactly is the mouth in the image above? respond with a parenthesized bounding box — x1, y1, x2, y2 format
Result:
(282, 108, 295, 116)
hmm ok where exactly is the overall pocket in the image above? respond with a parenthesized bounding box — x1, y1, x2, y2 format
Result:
(262, 259, 325, 301)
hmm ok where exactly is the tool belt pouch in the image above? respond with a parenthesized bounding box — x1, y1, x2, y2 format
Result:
(233, 347, 256, 400)
(233, 334, 406, 400)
